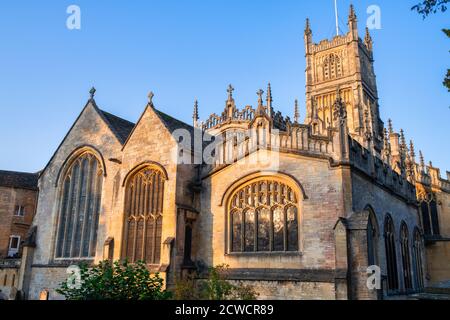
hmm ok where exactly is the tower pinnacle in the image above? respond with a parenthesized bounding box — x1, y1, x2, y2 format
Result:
(193, 99, 199, 127)
(348, 4, 357, 22)
(294, 99, 300, 123)
(266, 83, 273, 117)
(409, 140, 416, 160)
(419, 150, 425, 171)
(348, 4, 358, 39)
(388, 119, 394, 135)
(305, 18, 312, 36)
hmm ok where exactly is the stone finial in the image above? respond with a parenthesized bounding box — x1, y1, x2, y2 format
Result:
(266, 83, 273, 117)
(409, 140, 416, 160)
(388, 119, 394, 135)
(227, 84, 234, 102)
(419, 150, 425, 169)
(148, 91, 155, 106)
(89, 87, 96, 100)
(266, 83, 272, 104)
(305, 18, 312, 35)
(348, 4, 357, 22)
(364, 27, 373, 51)
(257, 89, 264, 107)
(193, 99, 199, 127)
(294, 99, 300, 123)
(400, 129, 407, 149)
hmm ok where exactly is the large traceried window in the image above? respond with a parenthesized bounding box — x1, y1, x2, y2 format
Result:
(419, 193, 440, 237)
(367, 211, 379, 267)
(384, 215, 399, 292)
(400, 223, 413, 291)
(56, 152, 103, 259)
(413, 229, 424, 290)
(122, 166, 165, 265)
(229, 178, 299, 253)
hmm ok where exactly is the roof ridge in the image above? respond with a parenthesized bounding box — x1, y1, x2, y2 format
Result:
(99, 109, 135, 126)
(154, 108, 194, 130)
(98, 109, 136, 145)
(0, 170, 39, 176)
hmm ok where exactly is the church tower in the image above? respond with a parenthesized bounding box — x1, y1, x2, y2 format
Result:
(305, 5, 384, 152)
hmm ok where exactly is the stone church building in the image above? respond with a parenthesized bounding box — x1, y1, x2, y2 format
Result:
(14, 6, 449, 300)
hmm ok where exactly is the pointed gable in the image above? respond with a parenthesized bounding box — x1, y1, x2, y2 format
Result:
(99, 110, 135, 144)
(122, 105, 178, 152)
(40, 99, 131, 178)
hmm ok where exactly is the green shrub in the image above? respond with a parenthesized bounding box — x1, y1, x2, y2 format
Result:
(173, 264, 258, 300)
(57, 260, 172, 301)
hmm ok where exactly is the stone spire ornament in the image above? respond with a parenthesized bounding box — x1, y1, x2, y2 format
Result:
(89, 87, 96, 100)
(388, 119, 394, 135)
(400, 130, 407, 150)
(193, 99, 199, 128)
(409, 140, 416, 160)
(348, 4, 358, 40)
(294, 99, 300, 123)
(419, 150, 425, 171)
(305, 18, 312, 35)
(266, 83, 273, 117)
(348, 4, 357, 22)
(227, 84, 234, 102)
(256, 89, 265, 116)
(148, 91, 155, 107)
(304, 18, 313, 45)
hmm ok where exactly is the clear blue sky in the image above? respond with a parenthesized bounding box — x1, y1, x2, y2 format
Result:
(0, 0, 449, 173)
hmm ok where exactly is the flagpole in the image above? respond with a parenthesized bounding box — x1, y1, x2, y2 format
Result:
(334, 0, 339, 36)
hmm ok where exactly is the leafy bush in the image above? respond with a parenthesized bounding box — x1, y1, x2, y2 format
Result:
(173, 264, 258, 300)
(57, 260, 171, 301)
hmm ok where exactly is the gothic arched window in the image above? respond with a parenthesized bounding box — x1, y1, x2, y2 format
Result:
(323, 54, 343, 81)
(401, 223, 413, 291)
(384, 215, 399, 292)
(419, 193, 440, 237)
(55, 152, 103, 259)
(367, 210, 379, 266)
(228, 178, 299, 253)
(413, 229, 424, 290)
(122, 166, 165, 264)
(323, 57, 330, 81)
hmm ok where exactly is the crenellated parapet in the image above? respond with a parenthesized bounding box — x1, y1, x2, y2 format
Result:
(309, 34, 351, 54)
(349, 139, 417, 203)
